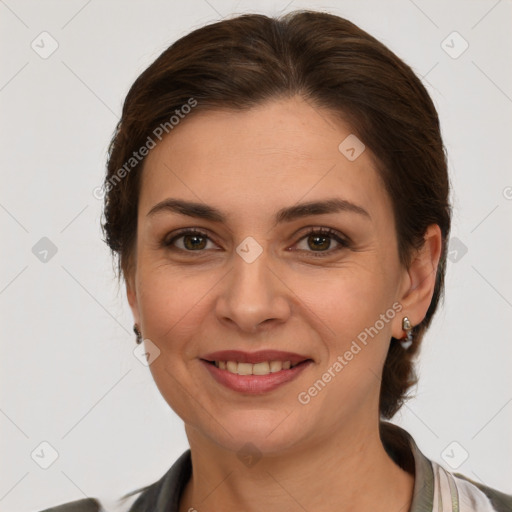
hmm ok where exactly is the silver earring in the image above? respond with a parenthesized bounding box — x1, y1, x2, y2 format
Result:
(400, 317, 413, 349)
(133, 324, 143, 344)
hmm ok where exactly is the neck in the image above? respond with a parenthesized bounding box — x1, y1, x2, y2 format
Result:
(178, 419, 414, 512)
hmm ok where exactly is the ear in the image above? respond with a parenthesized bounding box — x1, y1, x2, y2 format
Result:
(125, 270, 141, 327)
(392, 224, 443, 339)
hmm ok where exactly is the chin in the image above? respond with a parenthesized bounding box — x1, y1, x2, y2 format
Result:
(197, 408, 309, 456)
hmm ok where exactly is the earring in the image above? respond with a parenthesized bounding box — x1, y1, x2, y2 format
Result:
(133, 324, 143, 344)
(400, 317, 413, 349)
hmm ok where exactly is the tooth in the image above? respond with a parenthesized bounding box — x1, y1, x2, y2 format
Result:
(253, 362, 270, 375)
(220, 360, 296, 375)
(227, 361, 238, 373)
(269, 361, 283, 373)
(237, 362, 253, 375)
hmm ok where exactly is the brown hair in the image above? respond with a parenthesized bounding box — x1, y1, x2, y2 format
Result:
(102, 10, 451, 420)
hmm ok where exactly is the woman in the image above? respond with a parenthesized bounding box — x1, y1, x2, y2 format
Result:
(40, 9, 512, 512)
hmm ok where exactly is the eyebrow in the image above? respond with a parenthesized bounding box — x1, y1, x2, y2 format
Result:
(146, 197, 371, 224)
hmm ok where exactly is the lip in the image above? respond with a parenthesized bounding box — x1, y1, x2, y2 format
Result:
(201, 360, 312, 394)
(201, 349, 310, 365)
(199, 350, 313, 394)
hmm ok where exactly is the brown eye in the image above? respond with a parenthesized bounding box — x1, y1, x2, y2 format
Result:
(164, 229, 215, 251)
(294, 228, 349, 256)
(307, 233, 331, 251)
(182, 233, 207, 250)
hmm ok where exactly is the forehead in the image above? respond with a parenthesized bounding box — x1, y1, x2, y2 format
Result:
(139, 96, 391, 225)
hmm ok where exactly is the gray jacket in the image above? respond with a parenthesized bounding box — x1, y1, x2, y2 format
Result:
(36, 423, 512, 512)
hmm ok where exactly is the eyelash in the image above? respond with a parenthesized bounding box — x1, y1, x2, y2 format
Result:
(162, 227, 350, 258)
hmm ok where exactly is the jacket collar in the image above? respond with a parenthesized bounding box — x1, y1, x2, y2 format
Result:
(128, 423, 438, 511)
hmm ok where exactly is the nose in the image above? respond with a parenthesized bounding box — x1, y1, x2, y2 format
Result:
(215, 243, 292, 334)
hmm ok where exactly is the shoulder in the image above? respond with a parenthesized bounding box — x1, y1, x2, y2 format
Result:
(451, 470, 512, 512)
(35, 489, 149, 512)
(35, 450, 192, 512)
(380, 421, 512, 512)
(37, 498, 101, 512)
(34, 484, 153, 512)
(427, 458, 512, 512)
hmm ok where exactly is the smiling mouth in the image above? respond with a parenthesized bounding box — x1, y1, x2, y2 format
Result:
(202, 359, 312, 376)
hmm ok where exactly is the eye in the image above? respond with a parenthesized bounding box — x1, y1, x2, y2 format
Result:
(163, 229, 217, 252)
(162, 227, 350, 256)
(292, 227, 350, 257)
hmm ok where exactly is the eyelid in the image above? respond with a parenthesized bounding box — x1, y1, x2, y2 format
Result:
(162, 226, 350, 255)
(163, 227, 220, 252)
(291, 226, 350, 255)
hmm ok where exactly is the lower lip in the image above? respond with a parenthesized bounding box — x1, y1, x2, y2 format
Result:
(200, 360, 312, 394)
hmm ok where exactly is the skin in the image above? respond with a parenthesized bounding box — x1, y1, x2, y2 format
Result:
(126, 95, 442, 512)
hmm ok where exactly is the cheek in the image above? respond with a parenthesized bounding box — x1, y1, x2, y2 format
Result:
(137, 254, 397, 351)
(297, 265, 394, 338)
(297, 273, 395, 417)
(137, 261, 218, 341)
(136, 266, 213, 422)
(298, 270, 397, 418)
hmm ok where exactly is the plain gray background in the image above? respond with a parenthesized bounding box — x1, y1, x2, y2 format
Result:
(1, 0, 511, 510)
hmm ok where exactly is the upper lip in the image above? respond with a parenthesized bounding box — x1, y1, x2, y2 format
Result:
(201, 350, 312, 365)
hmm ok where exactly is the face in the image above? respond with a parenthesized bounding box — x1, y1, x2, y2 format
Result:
(127, 96, 414, 455)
